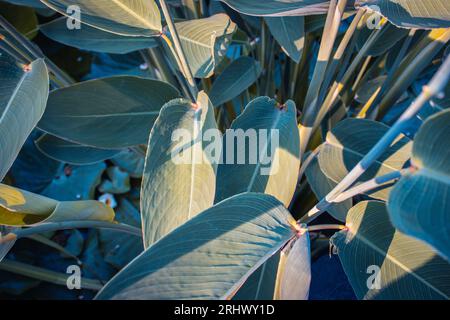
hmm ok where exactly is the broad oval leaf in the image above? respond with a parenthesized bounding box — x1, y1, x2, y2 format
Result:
(37, 76, 180, 149)
(331, 201, 450, 299)
(275, 232, 311, 300)
(172, 13, 237, 78)
(40, 0, 162, 36)
(215, 97, 300, 207)
(96, 192, 297, 300)
(317, 118, 412, 201)
(35, 134, 121, 165)
(209, 56, 262, 107)
(305, 152, 351, 221)
(40, 17, 158, 54)
(0, 183, 114, 226)
(356, 0, 450, 29)
(141, 91, 217, 248)
(218, 0, 331, 16)
(265, 16, 305, 63)
(0, 54, 49, 181)
(388, 109, 450, 261)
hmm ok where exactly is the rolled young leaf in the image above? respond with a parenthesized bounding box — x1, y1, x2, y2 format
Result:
(332, 201, 450, 300)
(0, 53, 49, 181)
(140, 91, 217, 248)
(215, 97, 300, 207)
(96, 192, 298, 300)
(0, 183, 114, 226)
(40, 0, 162, 36)
(388, 109, 450, 261)
(37, 76, 180, 149)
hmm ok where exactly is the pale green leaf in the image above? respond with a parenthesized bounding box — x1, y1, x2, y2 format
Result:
(331, 201, 450, 299)
(209, 56, 261, 107)
(173, 13, 236, 78)
(35, 134, 121, 165)
(356, 0, 450, 29)
(37, 76, 180, 149)
(265, 16, 305, 63)
(215, 97, 300, 207)
(40, 17, 158, 54)
(141, 91, 217, 248)
(318, 118, 412, 201)
(388, 109, 450, 261)
(0, 54, 49, 181)
(40, 0, 162, 36)
(96, 192, 297, 300)
(218, 0, 331, 16)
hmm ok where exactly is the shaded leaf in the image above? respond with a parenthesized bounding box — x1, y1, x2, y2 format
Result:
(331, 201, 450, 299)
(35, 134, 121, 165)
(0, 1, 38, 38)
(209, 56, 261, 107)
(141, 91, 217, 247)
(388, 109, 450, 261)
(96, 193, 297, 300)
(37, 76, 180, 149)
(99, 166, 131, 194)
(265, 16, 305, 63)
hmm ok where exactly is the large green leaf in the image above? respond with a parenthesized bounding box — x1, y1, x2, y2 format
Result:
(209, 56, 261, 107)
(4, 0, 47, 9)
(35, 134, 121, 165)
(317, 118, 412, 201)
(173, 13, 236, 78)
(305, 153, 351, 221)
(0, 1, 39, 38)
(218, 0, 330, 16)
(37, 76, 180, 149)
(96, 193, 298, 300)
(141, 91, 217, 248)
(215, 97, 300, 207)
(388, 109, 450, 261)
(331, 201, 450, 299)
(356, 0, 450, 29)
(0, 54, 49, 181)
(40, 0, 162, 36)
(0, 184, 114, 226)
(40, 17, 158, 54)
(265, 16, 305, 63)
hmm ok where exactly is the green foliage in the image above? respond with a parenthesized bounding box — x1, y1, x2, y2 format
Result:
(0, 0, 449, 301)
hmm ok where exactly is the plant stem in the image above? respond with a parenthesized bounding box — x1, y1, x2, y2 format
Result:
(307, 224, 346, 232)
(0, 14, 74, 86)
(159, 0, 198, 100)
(1, 221, 142, 244)
(0, 259, 103, 291)
(301, 54, 450, 224)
